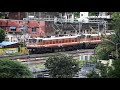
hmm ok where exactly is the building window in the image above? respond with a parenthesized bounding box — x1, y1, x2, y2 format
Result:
(85, 56, 88, 60)
(38, 39, 42, 42)
(64, 32, 66, 34)
(10, 27, 16, 32)
(33, 39, 36, 43)
(32, 27, 36, 32)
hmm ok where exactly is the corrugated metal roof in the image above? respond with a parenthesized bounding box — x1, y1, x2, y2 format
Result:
(0, 41, 18, 46)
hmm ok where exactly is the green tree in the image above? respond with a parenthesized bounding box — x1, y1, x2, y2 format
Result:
(74, 12, 80, 18)
(45, 53, 79, 78)
(107, 59, 120, 78)
(87, 61, 108, 78)
(87, 70, 99, 78)
(95, 12, 120, 60)
(0, 28, 6, 43)
(0, 58, 33, 78)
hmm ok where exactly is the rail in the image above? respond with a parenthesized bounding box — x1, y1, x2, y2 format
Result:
(0, 49, 94, 60)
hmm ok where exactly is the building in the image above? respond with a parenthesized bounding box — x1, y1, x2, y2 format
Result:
(0, 19, 45, 43)
(9, 12, 26, 20)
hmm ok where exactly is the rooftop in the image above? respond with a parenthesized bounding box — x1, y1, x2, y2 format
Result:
(0, 41, 18, 46)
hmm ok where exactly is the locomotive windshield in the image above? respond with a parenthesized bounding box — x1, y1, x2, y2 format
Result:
(29, 38, 37, 43)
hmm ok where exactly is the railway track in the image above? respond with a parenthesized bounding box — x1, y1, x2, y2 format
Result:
(0, 49, 94, 60)
(14, 49, 95, 65)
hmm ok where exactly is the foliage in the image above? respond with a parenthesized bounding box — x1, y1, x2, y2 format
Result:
(0, 28, 6, 43)
(87, 59, 120, 78)
(0, 58, 33, 78)
(74, 12, 80, 18)
(87, 70, 99, 78)
(87, 61, 108, 78)
(45, 53, 79, 78)
(95, 43, 115, 60)
(107, 59, 120, 78)
(87, 12, 120, 78)
(95, 12, 120, 60)
(89, 12, 99, 16)
(96, 62, 108, 78)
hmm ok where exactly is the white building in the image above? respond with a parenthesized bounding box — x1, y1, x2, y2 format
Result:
(79, 53, 94, 61)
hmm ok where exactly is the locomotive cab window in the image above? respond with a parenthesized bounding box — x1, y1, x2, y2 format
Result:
(38, 39, 42, 42)
(87, 35, 91, 38)
(81, 35, 85, 38)
(33, 39, 37, 43)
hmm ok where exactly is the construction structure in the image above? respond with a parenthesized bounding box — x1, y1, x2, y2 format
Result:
(0, 12, 113, 43)
(22, 12, 112, 36)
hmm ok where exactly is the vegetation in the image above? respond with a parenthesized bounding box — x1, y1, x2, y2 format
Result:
(87, 70, 99, 78)
(95, 12, 120, 60)
(0, 58, 33, 78)
(45, 53, 79, 78)
(107, 59, 120, 78)
(35, 64, 45, 68)
(89, 12, 99, 16)
(87, 59, 120, 78)
(74, 12, 80, 18)
(0, 28, 6, 43)
(87, 12, 120, 78)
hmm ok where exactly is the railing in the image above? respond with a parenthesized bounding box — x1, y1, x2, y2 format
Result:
(23, 17, 108, 24)
(88, 15, 111, 19)
(23, 18, 54, 21)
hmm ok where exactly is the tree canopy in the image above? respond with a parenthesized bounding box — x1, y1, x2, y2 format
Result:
(0, 28, 6, 43)
(95, 12, 120, 60)
(107, 59, 120, 78)
(88, 12, 120, 78)
(45, 53, 79, 78)
(0, 58, 33, 78)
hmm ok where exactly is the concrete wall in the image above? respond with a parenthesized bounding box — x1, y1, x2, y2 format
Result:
(0, 48, 18, 54)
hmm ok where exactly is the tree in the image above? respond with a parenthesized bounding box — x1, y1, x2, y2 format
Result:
(87, 61, 109, 78)
(0, 58, 33, 78)
(44, 53, 79, 78)
(89, 12, 99, 16)
(87, 12, 120, 78)
(74, 12, 80, 18)
(107, 59, 120, 78)
(87, 70, 99, 78)
(0, 28, 6, 43)
(95, 12, 120, 60)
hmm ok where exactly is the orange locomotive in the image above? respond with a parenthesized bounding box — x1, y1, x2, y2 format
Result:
(27, 33, 108, 54)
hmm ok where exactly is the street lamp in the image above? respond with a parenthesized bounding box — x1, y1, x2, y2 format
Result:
(104, 39, 120, 59)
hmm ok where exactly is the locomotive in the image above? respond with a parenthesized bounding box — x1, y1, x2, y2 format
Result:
(26, 33, 112, 54)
